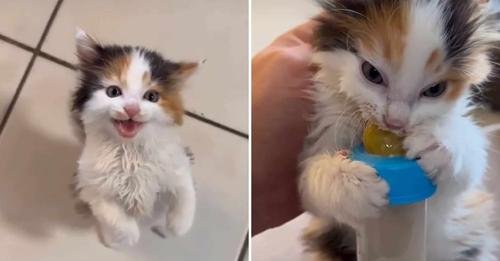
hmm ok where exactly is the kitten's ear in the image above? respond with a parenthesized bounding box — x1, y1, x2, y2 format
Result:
(75, 28, 100, 65)
(173, 61, 201, 83)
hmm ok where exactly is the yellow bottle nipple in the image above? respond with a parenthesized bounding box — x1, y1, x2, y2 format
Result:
(362, 122, 405, 156)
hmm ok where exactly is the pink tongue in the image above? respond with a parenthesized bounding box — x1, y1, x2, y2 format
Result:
(116, 121, 141, 138)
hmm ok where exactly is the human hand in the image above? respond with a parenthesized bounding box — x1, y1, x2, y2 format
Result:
(252, 20, 317, 235)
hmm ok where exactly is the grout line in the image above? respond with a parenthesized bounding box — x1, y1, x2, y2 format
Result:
(39, 51, 77, 70)
(237, 231, 249, 261)
(185, 111, 248, 139)
(0, 0, 64, 136)
(34, 0, 64, 51)
(0, 34, 35, 53)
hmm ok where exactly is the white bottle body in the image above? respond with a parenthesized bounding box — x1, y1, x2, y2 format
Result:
(357, 202, 427, 261)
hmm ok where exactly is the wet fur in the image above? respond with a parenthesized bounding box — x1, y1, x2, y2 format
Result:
(71, 30, 198, 248)
(299, 0, 499, 260)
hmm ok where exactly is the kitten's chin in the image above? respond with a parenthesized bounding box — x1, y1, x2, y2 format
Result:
(112, 119, 144, 139)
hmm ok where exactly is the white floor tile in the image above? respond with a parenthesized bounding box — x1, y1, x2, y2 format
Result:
(0, 57, 248, 261)
(0, 0, 57, 46)
(42, 0, 248, 133)
(0, 41, 32, 119)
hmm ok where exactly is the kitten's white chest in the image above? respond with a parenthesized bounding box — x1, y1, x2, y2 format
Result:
(77, 134, 190, 216)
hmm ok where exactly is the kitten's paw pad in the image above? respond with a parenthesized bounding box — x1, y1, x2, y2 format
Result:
(167, 212, 194, 236)
(335, 149, 350, 159)
(339, 158, 389, 218)
(403, 133, 451, 179)
(100, 221, 140, 248)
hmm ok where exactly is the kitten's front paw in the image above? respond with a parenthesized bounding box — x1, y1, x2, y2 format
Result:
(342, 159, 389, 219)
(403, 132, 452, 180)
(303, 152, 389, 225)
(99, 219, 140, 249)
(167, 210, 194, 236)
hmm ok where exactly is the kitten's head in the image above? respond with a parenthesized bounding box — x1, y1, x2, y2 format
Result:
(314, 0, 497, 134)
(72, 30, 197, 140)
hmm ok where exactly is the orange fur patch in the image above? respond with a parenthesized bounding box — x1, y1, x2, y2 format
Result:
(426, 49, 444, 73)
(159, 91, 184, 125)
(445, 80, 468, 101)
(142, 71, 151, 85)
(337, 1, 409, 69)
(104, 54, 131, 86)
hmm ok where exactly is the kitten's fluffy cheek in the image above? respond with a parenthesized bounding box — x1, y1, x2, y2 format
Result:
(314, 50, 385, 121)
(409, 101, 452, 126)
(81, 92, 117, 124)
(144, 104, 175, 125)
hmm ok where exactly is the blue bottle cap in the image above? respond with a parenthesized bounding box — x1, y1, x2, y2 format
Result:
(351, 146, 436, 206)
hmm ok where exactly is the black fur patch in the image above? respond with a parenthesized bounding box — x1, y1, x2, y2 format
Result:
(313, 0, 368, 52)
(313, 16, 357, 52)
(141, 49, 181, 87)
(441, 0, 482, 70)
(184, 146, 195, 165)
(304, 222, 357, 261)
(461, 247, 480, 258)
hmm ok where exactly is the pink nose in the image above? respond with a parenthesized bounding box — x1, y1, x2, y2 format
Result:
(383, 116, 405, 130)
(123, 104, 140, 118)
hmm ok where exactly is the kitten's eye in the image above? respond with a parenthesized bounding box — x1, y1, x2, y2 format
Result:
(105, 85, 122, 98)
(144, 90, 160, 103)
(362, 61, 384, 85)
(422, 82, 447, 98)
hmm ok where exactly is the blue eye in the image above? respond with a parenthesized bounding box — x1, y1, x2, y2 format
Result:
(362, 61, 384, 85)
(105, 85, 122, 98)
(422, 82, 447, 98)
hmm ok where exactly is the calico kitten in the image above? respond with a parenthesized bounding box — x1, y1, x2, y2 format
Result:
(299, 0, 499, 260)
(71, 30, 198, 248)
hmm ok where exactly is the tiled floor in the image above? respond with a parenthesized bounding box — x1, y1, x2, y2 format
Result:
(0, 1, 248, 261)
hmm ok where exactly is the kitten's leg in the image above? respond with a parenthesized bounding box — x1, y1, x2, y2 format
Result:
(446, 190, 498, 261)
(166, 177, 196, 236)
(150, 193, 169, 238)
(80, 188, 140, 248)
(299, 150, 389, 228)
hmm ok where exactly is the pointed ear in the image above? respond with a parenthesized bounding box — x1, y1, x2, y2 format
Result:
(174, 61, 200, 82)
(75, 28, 100, 64)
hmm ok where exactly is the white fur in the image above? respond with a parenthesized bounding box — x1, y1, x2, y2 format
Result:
(75, 50, 195, 248)
(300, 1, 498, 259)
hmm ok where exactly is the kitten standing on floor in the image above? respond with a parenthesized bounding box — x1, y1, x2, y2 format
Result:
(71, 30, 198, 248)
(299, 0, 499, 260)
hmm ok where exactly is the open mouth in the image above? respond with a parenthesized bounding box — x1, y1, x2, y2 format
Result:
(113, 119, 143, 138)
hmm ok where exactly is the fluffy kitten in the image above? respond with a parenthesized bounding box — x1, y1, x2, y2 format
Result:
(71, 30, 198, 248)
(299, 0, 499, 260)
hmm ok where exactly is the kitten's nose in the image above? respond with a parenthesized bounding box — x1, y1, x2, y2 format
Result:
(383, 116, 404, 130)
(385, 101, 409, 130)
(123, 104, 140, 118)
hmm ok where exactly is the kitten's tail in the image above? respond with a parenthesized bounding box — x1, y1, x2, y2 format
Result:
(483, 123, 500, 133)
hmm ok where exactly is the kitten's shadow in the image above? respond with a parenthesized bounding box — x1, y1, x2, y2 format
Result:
(0, 112, 92, 238)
